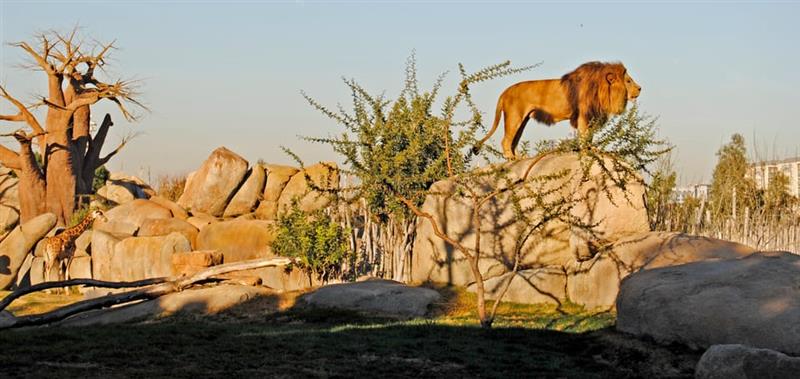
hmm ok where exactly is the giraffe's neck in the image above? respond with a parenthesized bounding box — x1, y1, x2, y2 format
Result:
(66, 214, 96, 237)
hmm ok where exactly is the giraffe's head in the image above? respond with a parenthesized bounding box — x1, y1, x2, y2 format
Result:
(90, 209, 108, 223)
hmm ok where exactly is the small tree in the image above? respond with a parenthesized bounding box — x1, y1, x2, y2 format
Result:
(272, 202, 351, 283)
(708, 134, 756, 222)
(645, 154, 677, 230)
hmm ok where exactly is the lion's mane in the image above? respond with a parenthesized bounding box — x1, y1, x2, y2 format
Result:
(561, 62, 629, 128)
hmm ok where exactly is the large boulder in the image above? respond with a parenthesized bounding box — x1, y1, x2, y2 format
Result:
(108, 172, 155, 198)
(0, 169, 19, 210)
(196, 219, 275, 262)
(97, 232, 192, 281)
(695, 344, 800, 379)
(0, 213, 56, 289)
(148, 196, 189, 220)
(90, 230, 122, 281)
(255, 164, 298, 220)
(277, 162, 339, 214)
(177, 147, 249, 217)
(95, 199, 172, 236)
(0, 205, 19, 242)
(138, 218, 199, 249)
(223, 164, 267, 217)
(412, 153, 649, 287)
(617, 252, 800, 355)
(463, 233, 754, 310)
(565, 232, 755, 309)
(299, 279, 441, 318)
(96, 183, 136, 205)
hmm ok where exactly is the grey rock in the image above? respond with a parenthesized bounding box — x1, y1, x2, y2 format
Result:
(300, 279, 441, 318)
(695, 344, 800, 379)
(0, 213, 57, 289)
(617, 252, 800, 355)
(177, 147, 249, 217)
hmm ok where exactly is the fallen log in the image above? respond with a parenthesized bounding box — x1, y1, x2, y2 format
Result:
(0, 257, 293, 329)
(0, 278, 168, 313)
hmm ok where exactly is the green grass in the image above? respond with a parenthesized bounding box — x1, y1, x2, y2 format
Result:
(0, 286, 699, 378)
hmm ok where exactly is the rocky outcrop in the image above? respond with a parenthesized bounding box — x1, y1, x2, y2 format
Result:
(0, 205, 19, 242)
(90, 230, 122, 281)
(196, 220, 274, 262)
(148, 196, 189, 220)
(617, 252, 800, 355)
(469, 233, 756, 309)
(299, 279, 441, 318)
(223, 164, 267, 217)
(254, 164, 298, 220)
(171, 250, 223, 276)
(412, 153, 650, 289)
(138, 218, 199, 249)
(565, 232, 755, 309)
(0, 167, 19, 210)
(277, 162, 339, 214)
(93, 232, 192, 282)
(0, 213, 56, 289)
(94, 199, 172, 236)
(177, 147, 249, 216)
(96, 183, 136, 205)
(695, 344, 800, 379)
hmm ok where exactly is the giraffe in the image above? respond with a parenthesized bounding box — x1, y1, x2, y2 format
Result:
(42, 209, 108, 284)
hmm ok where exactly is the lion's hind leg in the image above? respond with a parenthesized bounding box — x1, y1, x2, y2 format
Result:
(501, 109, 527, 160)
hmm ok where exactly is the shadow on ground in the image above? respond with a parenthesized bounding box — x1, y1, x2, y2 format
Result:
(0, 286, 701, 378)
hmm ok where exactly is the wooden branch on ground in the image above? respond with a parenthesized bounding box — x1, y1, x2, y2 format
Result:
(0, 257, 294, 329)
(0, 277, 168, 313)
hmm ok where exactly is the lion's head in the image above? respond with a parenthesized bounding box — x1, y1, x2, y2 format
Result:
(561, 61, 641, 127)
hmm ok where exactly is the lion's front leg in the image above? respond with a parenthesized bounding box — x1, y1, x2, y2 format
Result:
(576, 115, 590, 137)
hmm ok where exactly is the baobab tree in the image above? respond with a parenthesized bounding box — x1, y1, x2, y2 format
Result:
(0, 29, 143, 225)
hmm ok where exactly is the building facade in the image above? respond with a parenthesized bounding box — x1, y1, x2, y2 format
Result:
(750, 157, 800, 197)
(673, 184, 710, 203)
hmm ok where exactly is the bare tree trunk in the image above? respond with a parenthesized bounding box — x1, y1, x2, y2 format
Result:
(11, 133, 47, 223)
(45, 122, 77, 226)
(71, 105, 93, 195)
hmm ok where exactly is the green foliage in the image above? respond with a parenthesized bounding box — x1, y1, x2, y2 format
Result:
(68, 205, 90, 228)
(272, 201, 350, 281)
(708, 134, 756, 220)
(645, 155, 678, 230)
(535, 104, 672, 200)
(763, 171, 796, 216)
(93, 165, 110, 193)
(301, 54, 533, 220)
(33, 152, 44, 169)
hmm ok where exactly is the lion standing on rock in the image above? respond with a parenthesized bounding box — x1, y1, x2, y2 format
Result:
(474, 61, 642, 159)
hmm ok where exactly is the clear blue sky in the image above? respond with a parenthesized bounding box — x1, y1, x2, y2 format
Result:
(1, 1, 799, 185)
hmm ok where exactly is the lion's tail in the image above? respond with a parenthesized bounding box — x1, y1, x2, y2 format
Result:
(472, 97, 503, 155)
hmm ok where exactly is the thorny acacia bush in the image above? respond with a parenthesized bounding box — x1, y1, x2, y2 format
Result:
(293, 55, 534, 280)
(300, 55, 533, 220)
(272, 201, 351, 282)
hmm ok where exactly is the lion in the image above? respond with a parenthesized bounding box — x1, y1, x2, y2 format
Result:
(474, 61, 641, 159)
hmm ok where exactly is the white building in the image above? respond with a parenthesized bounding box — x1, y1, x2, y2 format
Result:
(750, 157, 800, 197)
(673, 184, 710, 203)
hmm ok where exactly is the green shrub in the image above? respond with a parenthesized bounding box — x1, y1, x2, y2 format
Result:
(272, 202, 350, 282)
(93, 165, 110, 192)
